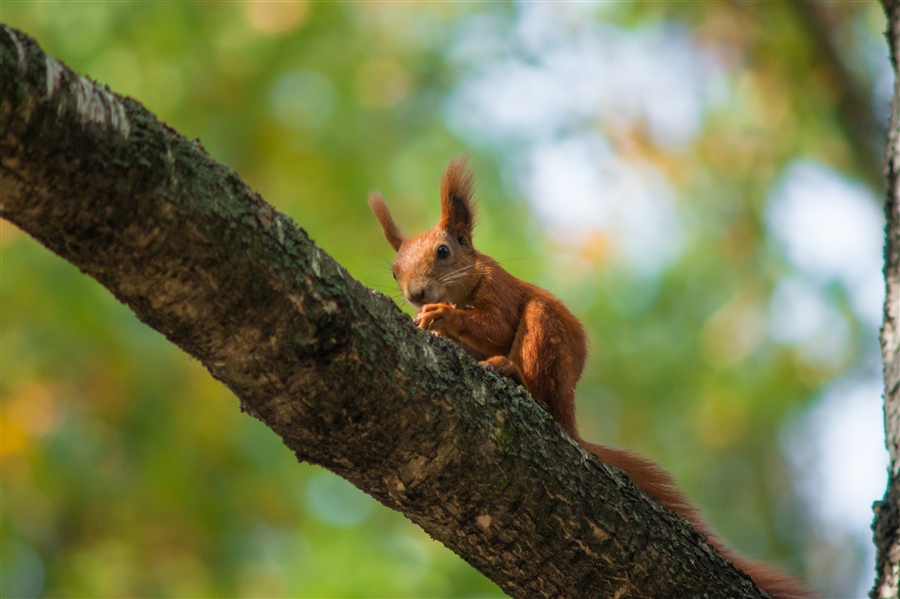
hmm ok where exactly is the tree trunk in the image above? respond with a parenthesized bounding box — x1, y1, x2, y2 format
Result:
(874, 2, 900, 598)
(1, 25, 792, 599)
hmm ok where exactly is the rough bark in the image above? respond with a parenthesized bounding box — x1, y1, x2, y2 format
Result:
(875, 4, 900, 599)
(0, 26, 775, 599)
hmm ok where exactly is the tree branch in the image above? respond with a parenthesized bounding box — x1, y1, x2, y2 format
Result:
(0, 26, 772, 599)
(790, 0, 886, 193)
(874, 3, 900, 598)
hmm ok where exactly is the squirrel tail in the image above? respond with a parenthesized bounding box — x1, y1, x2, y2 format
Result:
(579, 440, 816, 599)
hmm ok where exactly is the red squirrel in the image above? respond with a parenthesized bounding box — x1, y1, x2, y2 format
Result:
(369, 157, 815, 599)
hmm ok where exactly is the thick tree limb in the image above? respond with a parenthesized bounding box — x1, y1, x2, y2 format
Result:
(0, 27, 773, 599)
(874, 4, 900, 598)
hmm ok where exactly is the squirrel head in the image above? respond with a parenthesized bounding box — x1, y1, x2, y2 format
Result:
(369, 157, 479, 310)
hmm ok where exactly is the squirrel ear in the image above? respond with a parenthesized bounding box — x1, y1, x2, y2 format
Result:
(438, 156, 476, 246)
(368, 192, 405, 252)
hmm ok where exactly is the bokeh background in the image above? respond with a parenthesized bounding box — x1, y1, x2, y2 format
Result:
(0, 2, 893, 598)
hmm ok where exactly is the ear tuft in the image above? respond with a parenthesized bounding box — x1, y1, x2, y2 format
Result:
(438, 156, 476, 245)
(368, 192, 405, 252)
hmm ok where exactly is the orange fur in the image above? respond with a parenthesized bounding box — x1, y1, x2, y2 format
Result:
(369, 157, 815, 599)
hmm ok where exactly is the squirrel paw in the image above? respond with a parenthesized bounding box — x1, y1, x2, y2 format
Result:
(414, 303, 454, 331)
(480, 356, 523, 384)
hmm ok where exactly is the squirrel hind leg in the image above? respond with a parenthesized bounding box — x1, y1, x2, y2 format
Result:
(480, 356, 523, 385)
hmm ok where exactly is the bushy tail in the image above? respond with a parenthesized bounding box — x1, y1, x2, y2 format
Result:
(725, 552, 818, 599)
(580, 440, 816, 599)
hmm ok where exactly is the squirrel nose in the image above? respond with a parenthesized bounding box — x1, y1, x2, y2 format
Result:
(408, 286, 427, 304)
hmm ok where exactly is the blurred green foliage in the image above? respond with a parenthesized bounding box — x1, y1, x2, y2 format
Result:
(0, 2, 889, 597)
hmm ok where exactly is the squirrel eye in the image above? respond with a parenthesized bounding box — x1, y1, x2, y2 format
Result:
(391, 271, 397, 281)
(436, 244, 451, 260)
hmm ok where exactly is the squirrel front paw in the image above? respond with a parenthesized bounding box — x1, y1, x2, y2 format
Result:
(413, 303, 454, 331)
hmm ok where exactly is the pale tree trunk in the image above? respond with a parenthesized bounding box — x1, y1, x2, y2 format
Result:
(874, 2, 900, 599)
(0, 26, 781, 599)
